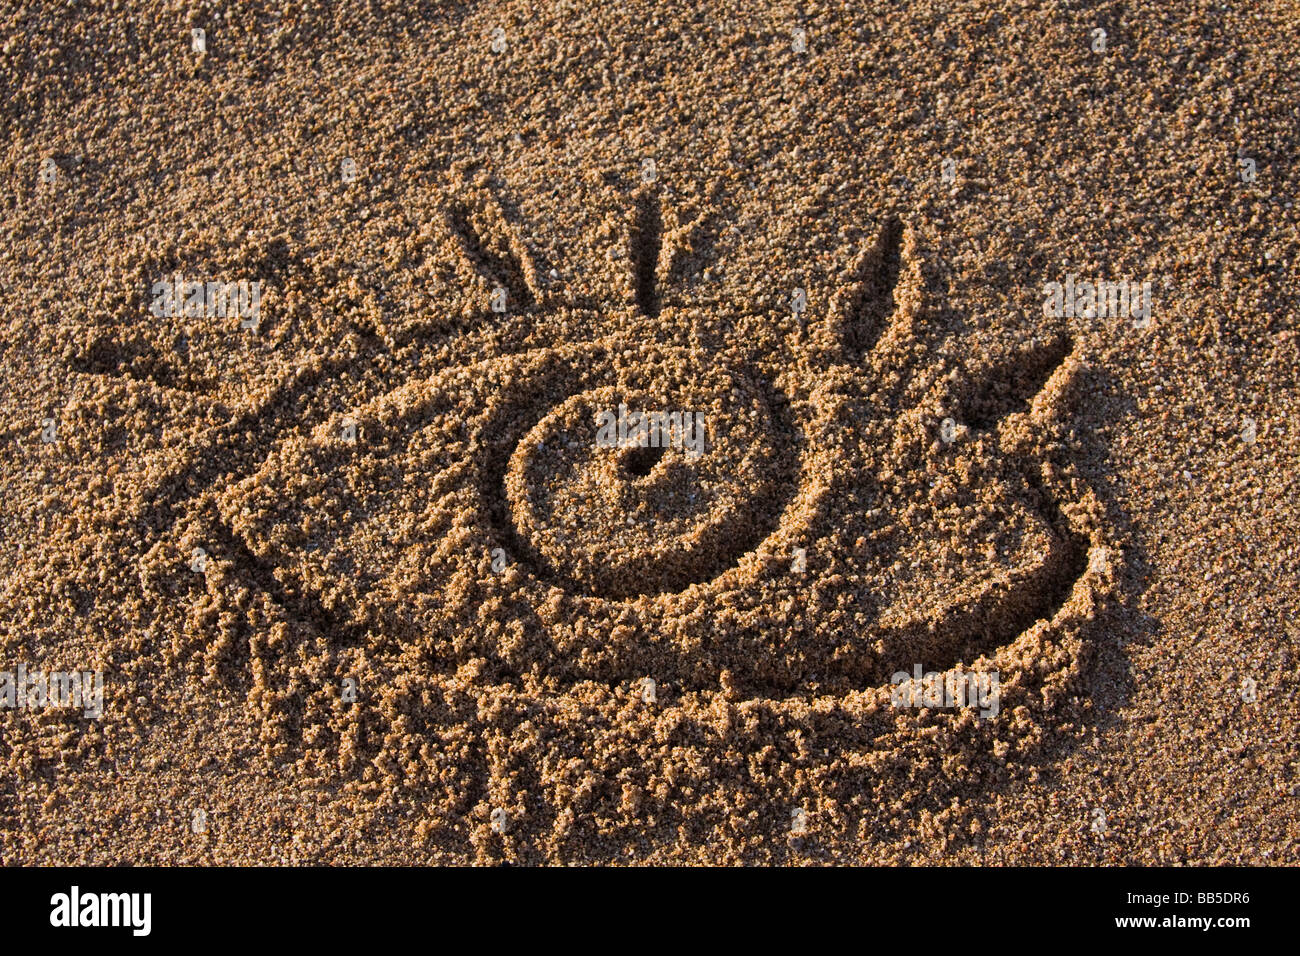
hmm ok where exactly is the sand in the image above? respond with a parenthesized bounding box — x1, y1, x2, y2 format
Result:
(0, 0, 1296, 864)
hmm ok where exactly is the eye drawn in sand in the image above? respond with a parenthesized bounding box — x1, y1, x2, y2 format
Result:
(86, 179, 1121, 824)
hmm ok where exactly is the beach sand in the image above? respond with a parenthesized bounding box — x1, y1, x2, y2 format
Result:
(1, 0, 1296, 864)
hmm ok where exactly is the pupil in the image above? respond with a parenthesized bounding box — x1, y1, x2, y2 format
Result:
(623, 444, 666, 478)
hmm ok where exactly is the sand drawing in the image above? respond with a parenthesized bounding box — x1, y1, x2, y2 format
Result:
(49, 182, 1120, 860)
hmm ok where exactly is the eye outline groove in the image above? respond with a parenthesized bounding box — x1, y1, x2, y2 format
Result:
(962, 333, 1075, 432)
